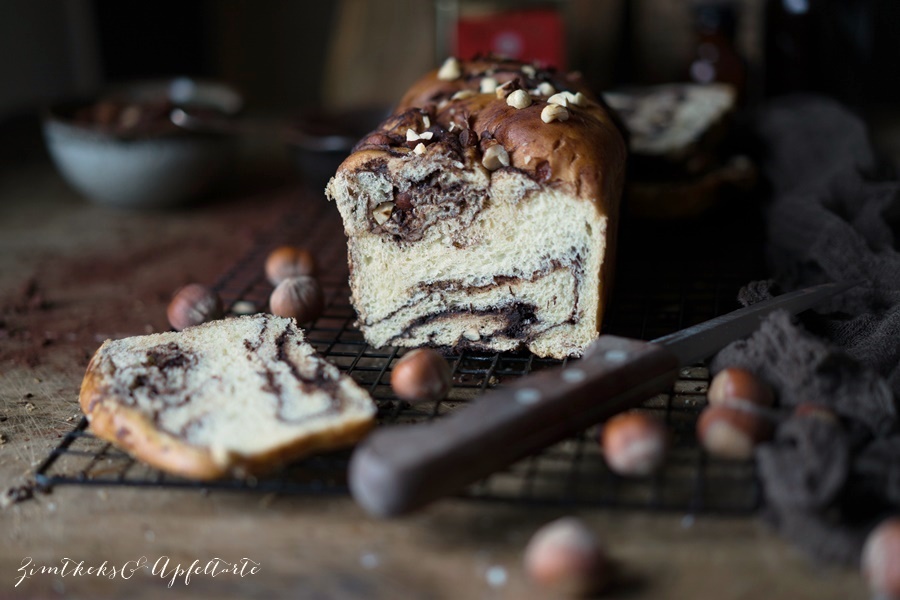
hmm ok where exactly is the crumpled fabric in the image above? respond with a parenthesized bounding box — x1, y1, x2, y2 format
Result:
(710, 95, 900, 565)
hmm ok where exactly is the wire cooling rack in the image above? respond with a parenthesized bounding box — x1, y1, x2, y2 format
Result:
(34, 191, 766, 514)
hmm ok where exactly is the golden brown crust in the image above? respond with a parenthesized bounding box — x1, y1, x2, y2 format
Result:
(81, 364, 375, 480)
(343, 57, 627, 212)
(465, 94, 625, 210)
(78, 325, 376, 481)
(80, 356, 224, 479)
(397, 57, 594, 109)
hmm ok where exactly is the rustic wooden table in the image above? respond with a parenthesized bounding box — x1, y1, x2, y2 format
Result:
(0, 120, 866, 599)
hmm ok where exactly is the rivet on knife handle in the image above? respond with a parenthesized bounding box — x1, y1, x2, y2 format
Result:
(349, 336, 680, 518)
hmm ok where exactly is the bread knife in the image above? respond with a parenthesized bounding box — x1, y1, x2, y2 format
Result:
(349, 280, 857, 517)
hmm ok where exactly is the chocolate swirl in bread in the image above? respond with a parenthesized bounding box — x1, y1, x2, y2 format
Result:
(80, 314, 376, 479)
(327, 57, 627, 359)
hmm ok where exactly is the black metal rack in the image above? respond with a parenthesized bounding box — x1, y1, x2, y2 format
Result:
(34, 193, 766, 514)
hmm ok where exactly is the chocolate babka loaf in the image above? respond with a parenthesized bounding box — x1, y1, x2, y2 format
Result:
(326, 57, 627, 359)
(603, 83, 736, 179)
(80, 314, 376, 479)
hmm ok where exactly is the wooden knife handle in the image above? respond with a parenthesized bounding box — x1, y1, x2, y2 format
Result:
(349, 336, 680, 517)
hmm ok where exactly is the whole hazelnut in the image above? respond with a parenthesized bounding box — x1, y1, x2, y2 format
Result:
(524, 517, 611, 596)
(265, 246, 317, 286)
(269, 276, 324, 322)
(167, 284, 223, 331)
(390, 349, 451, 403)
(696, 404, 774, 460)
(601, 411, 668, 476)
(862, 517, 900, 599)
(708, 368, 774, 408)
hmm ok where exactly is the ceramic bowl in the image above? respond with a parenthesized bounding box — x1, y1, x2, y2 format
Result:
(286, 106, 391, 192)
(43, 78, 243, 208)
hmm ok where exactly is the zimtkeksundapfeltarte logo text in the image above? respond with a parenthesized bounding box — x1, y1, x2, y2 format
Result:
(15, 556, 261, 588)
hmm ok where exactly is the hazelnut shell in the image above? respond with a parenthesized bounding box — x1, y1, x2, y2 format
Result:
(265, 246, 317, 286)
(269, 276, 324, 322)
(862, 518, 900, 599)
(708, 367, 774, 408)
(524, 517, 610, 596)
(390, 349, 451, 403)
(697, 405, 773, 460)
(167, 284, 223, 331)
(601, 411, 668, 476)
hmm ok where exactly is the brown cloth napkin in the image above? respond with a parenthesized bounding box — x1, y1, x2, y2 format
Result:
(710, 95, 900, 565)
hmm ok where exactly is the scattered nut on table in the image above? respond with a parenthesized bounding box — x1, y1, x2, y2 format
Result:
(601, 411, 668, 476)
(696, 404, 774, 460)
(523, 517, 611, 597)
(390, 348, 451, 403)
(862, 517, 900, 599)
(708, 367, 774, 407)
(269, 276, 324, 323)
(265, 245, 317, 285)
(167, 283, 223, 331)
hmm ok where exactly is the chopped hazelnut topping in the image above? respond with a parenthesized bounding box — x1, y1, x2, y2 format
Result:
(522, 65, 536, 78)
(495, 80, 513, 99)
(451, 89, 476, 101)
(481, 144, 510, 171)
(506, 89, 532, 109)
(548, 91, 586, 108)
(373, 202, 395, 225)
(413, 142, 426, 155)
(480, 77, 498, 93)
(407, 129, 433, 142)
(537, 82, 556, 96)
(437, 57, 461, 81)
(541, 104, 569, 123)
(448, 121, 458, 132)
(547, 92, 570, 107)
(423, 115, 431, 128)
(523, 154, 532, 164)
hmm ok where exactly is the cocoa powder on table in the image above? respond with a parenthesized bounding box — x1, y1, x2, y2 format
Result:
(0, 188, 298, 369)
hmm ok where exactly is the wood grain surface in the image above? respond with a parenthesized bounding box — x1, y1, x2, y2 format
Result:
(0, 121, 866, 599)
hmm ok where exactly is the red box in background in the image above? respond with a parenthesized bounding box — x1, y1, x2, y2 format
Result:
(455, 8, 565, 69)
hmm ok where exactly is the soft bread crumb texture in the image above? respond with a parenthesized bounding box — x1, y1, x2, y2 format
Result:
(326, 58, 626, 359)
(79, 314, 376, 479)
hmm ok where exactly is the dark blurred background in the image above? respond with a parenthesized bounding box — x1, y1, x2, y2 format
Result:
(2, 0, 900, 160)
